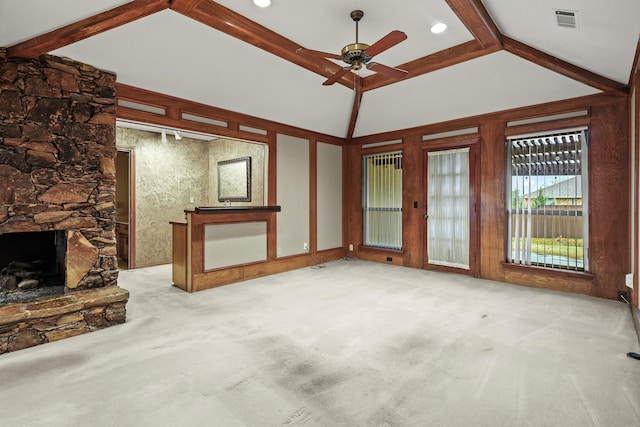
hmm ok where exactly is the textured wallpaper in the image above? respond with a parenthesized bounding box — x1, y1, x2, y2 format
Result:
(208, 138, 267, 206)
(116, 128, 210, 267)
(116, 129, 268, 267)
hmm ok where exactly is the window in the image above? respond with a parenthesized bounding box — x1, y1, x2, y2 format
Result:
(507, 129, 589, 271)
(363, 152, 402, 250)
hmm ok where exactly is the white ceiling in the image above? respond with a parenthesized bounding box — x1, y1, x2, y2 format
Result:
(483, 0, 640, 84)
(1, 0, 638, 139)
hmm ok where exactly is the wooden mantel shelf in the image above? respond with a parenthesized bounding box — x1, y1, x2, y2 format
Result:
(191, 205, 281, 214)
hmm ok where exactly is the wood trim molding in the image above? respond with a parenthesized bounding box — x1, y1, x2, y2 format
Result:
(502, 262, 595, 295)
(116, 83, 344, 144)
(629, 74, 640, 308)
(309, 139, 318, 256)
(630, 39, 640, 88)
(170, 0, 356, 90)
(504, 116, 591, 137)
(351, 92, 624, 145)
(115, 146, 137, 269)
(361, 142, 404, 156)
(117, 106, 269, 144)
(502, 36, 628, 96)
(445, 0, 501, 48)
(420, 134, 480, 150)
(7, 0, 170, 59)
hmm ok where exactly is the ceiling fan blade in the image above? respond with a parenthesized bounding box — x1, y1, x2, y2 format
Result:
(296, 48, 343, 60)
(366, 62, 408, 79)
(364, 30, 407, 57)
(322, 68, 351, 85)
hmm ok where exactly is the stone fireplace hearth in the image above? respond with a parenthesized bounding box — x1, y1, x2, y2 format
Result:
(0, 49, 129, 354)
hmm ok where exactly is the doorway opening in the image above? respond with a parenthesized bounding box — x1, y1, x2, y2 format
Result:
(423, 142, 478, 275)
(116, 148, 135, 269)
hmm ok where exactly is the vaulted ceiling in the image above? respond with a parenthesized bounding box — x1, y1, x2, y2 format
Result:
(1, 0, 638, 139)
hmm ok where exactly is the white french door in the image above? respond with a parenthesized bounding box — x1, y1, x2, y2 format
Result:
(425, 147, 471, 270)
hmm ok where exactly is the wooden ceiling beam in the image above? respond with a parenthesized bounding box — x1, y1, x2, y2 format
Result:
(6, 0, 170, 59)
(345, 84, 363, 143)
(629, 38, 640, 87)
(170, 0, 358, 90)
(362, 41, 499, 92)
(503, 36, 628, 96)
(445, 0, 501, 48)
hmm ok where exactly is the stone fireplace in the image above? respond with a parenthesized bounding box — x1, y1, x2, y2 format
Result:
(0, 230, 66, 302)
(0, 49, 129, 354)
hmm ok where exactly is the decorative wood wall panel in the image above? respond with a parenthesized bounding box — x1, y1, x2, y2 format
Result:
(401, 135, 423, 268)
(346, 94, 631, 300)
(589, 101, 630, 299)
(634, 69, 640, 306)
(478, 120, 507, 281)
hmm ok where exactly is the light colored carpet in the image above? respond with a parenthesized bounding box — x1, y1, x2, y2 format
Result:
(1, 260, 639, 427)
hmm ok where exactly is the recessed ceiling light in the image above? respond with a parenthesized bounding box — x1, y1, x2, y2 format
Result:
(253, 0, 271, 7)
(431, 22, 447, 34)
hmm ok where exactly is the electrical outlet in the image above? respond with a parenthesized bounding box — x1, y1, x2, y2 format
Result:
(189, 196, 195, 203)
(349, 244, 354, 251)
(626, 273, 634, 289)
(303, 243, 309, 253)
(277, 247, 282, 256)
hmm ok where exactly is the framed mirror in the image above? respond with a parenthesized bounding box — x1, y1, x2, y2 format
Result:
(217, 156, 251, 202)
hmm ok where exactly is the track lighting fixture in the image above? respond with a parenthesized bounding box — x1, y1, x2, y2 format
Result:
(161, 129, 168, 143)
(174, 130, 182, 140)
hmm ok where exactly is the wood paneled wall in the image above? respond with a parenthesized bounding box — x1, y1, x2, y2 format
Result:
(478, 120, 506, 281)
(588, 101, 630, 299)
(347, 93, 631, 300)
(631, 54, 640, 306)
(118, 83, 631, 301)
(402, 135, 424, 268)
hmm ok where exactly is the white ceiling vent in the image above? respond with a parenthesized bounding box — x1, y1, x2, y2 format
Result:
(554, 9, 579, 29)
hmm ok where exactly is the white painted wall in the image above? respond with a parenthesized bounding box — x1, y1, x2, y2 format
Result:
(317, 142, 343, 251)
(276, 134, 310, 257)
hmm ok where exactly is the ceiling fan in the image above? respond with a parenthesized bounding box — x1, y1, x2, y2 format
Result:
(297, 10, 409, 86)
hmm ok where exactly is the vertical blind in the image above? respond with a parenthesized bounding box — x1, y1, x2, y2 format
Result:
(362, 152, 402, 250)
(427, 148, 470, 269)
(507, 129, 589, 271)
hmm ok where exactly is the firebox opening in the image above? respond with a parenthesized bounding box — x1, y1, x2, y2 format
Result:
(0, 231, 66, 304)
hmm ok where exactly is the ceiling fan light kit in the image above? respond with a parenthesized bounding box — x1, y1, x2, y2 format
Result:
(297, 10, 409, 85)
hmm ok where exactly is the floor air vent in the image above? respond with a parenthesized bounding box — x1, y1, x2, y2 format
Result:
(554, 9, 578, 29)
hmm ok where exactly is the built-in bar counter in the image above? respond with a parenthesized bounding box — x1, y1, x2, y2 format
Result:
(171, 206, 281, 292)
